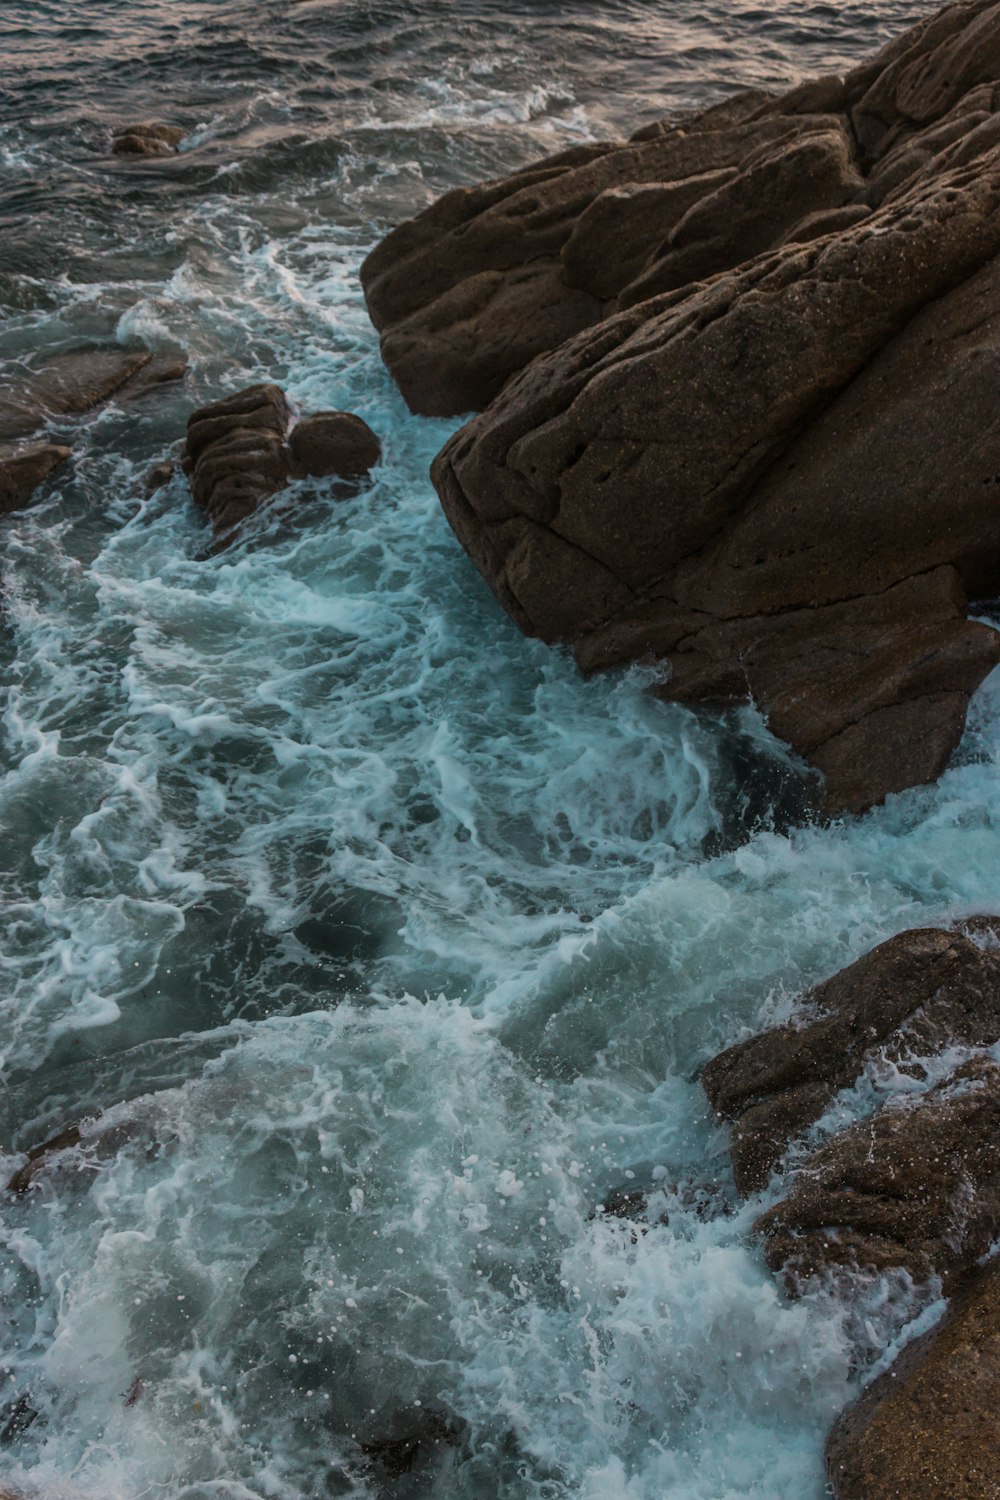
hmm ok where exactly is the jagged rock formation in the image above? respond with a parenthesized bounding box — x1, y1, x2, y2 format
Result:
(702, 923, 1000, 1193)
(362, 0, 1000, 814)
(702, 918, 1000, 1491)
(181, 385, 382, 542)
(826, 1257, 1000, 1499)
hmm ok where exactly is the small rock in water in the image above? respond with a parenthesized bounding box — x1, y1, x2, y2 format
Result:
(112, 123, 185, 156)
(288, 411, 382, 480)
(0, 440, 71, 513)
(182, 383, 381, 543)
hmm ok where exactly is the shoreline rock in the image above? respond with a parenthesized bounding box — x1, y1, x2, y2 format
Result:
(701, 917, 1000, 1493)
(826, 1258, 1000, 1499)
(362, 0, 1000, 814)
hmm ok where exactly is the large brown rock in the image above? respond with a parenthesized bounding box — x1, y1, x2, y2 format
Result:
(362, 0, 1000, 812)
(0, 441, 70, 513)
(431, 147, 1000, 811)
(362, 3, 1000, 419)
(702, 925, 1000, 1194)
(361, 109, 868, 416)
(826, 1257, 1000, 1499)
(753, 1055, 1000, 1287)
(182, 385, 381, 542)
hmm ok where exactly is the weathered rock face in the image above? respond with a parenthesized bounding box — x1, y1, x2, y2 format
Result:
(0, 441, 71, 514)
(754, 1056, 1000, 1286)
(364, 0, 1000, 813)
(702, 925, 1000, 1193)
(112, 122, 185, 156)
(826, 1257, 1000, 1500)
(181, 385, 382, 541)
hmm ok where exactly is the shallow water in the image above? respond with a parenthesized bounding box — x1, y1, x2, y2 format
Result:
(3, 2, 999, 1497)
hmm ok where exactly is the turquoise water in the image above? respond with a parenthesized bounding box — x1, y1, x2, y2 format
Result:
(4, 3, 1000, 1496)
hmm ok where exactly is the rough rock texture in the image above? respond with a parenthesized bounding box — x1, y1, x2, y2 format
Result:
(826, 1257, 1000, 1499)
(182, 385, 382, 541)
(363, 0, 1000, 417)
(753, 1055, 1000, 1286)
(702, 925, 1000, 1193)
(112, 122, 185, 156)
(364, 0, 1000, 813)
(0, 348, 187, 443)
(0, 441, 71, 513)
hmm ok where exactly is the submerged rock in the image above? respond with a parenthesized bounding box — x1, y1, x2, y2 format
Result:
(363, 0, 1000, 813)
(702, 926, 1000, 1193)
(0, 440, 71, 513)
(181, 384, 382, 542)
(6, 1113, 140, 1196)
(826, 1257, 1000, 1499)
(755, 1055, 1000, 1288)
(0, 348, 187, 444)
(112, 123, 185, 156)
(359, 1409, 461, 1480)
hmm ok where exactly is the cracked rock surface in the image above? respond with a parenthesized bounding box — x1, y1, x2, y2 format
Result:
(364, 0, 1000, 813)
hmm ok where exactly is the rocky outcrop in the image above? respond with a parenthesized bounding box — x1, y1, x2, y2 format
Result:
(0, 441, 70, 513)
(702, 924, 1000, 1193)
(362, 0, 1000, 417)
(363, 0, 1000, 814)
(0, 348, 187, 443)
(112, 123, 185, 156)
(181, 385, 381, 541)
(755, 1055, 1000, 1287)
(826, 1257, 1000, 1499)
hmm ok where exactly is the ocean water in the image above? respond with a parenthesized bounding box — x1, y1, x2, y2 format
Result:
(2, 3, 999, 1497)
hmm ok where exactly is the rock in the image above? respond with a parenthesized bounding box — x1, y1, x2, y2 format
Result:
(363, 4, 1000, 418)
(430, 144, 1000, 812)
(701, 926, 1000, 1194)
(142, 458, 176, 498)
(361, 109, 865, 415)
(754, 1056, 1000, 1288)
(6, 1114, 140, 1195)
(359, 0, 1000, 811)
(826, 1256, 1000, 1499)
(0, 441, 70, 513)
(0, 348, 187, 443)
(181, 385, 381, 541)
(112, 123, 185, 156)
(288, 411, 382, 479)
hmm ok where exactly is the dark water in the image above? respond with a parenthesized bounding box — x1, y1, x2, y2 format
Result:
(5, 3, 1000, 1498)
